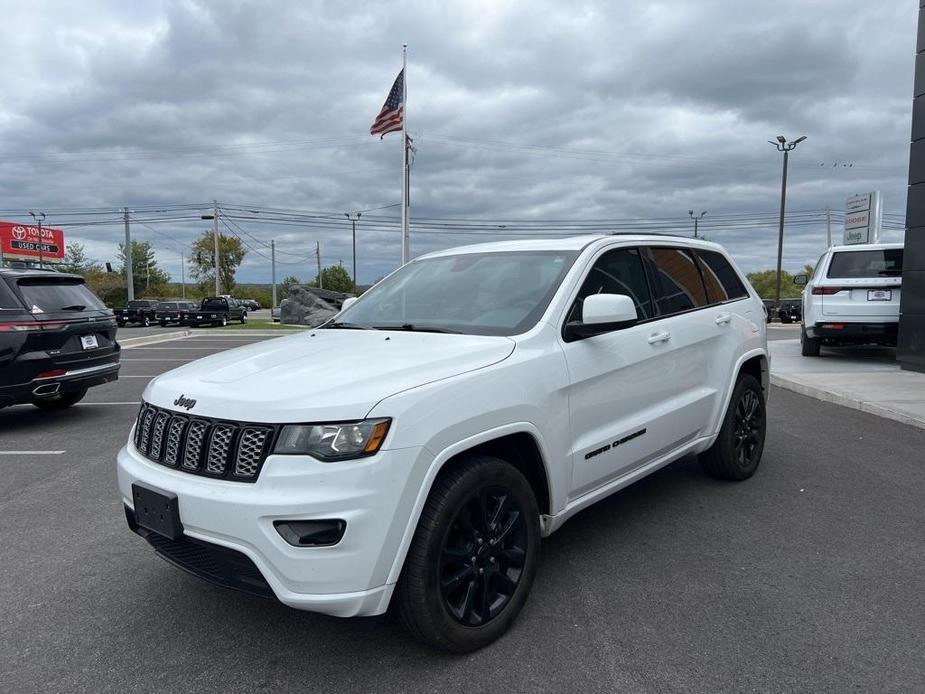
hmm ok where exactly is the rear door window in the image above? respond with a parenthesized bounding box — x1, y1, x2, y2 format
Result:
(648, 247, 709, 315)
(16, 279, 106, 313)
(827, 249, 903, 278)
(568, 247, 654, 323)
(697, 250, 749, 303)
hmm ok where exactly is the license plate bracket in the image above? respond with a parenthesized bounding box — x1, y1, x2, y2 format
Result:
(867, 289, 892, 302)
(132, 483, 183, 540)
(80, 334, 99, 350)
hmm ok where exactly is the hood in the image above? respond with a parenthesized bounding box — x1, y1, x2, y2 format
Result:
(144, 330, 515, 422)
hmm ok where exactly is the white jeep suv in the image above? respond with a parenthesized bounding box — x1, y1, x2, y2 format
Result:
(117, 235, 769, 652)
(796, 242, 903, 356)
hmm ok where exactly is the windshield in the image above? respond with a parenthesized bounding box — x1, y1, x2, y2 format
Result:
(828, 249, 903, 278)
(16, 279, 107, 313)
(336, 250, 578, 336)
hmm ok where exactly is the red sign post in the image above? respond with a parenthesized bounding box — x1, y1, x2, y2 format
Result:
(0, 221, 65, 263)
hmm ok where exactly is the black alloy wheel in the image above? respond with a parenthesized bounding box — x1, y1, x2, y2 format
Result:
(439, 486, 527, 626)
(395, 456, 540, 652)
(732, 388, 763, 470)
(700, 373, 766, 480)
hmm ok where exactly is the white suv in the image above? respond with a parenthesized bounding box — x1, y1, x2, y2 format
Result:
(117, 235, 769, 652)
(796, 242, 903, 356)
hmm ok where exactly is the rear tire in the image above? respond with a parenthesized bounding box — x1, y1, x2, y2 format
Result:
(32, 388, 87, 410)
(240, 312, 247, 324)
(800, 325, 821, 357)
(395, 456, 540, 653)
(160, 321, 168, 327)
(700, 374, 765, 481)
(220, 317, 228, 327)
(780, 314, 792, 324)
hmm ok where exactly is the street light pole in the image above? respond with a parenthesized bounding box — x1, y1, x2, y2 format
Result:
(768, 135, 807, 310)
(29, 211, 46, 269)
(345, 212, 362, 292)
(688, 210, 706, 239)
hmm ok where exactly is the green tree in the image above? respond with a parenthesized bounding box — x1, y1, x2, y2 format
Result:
(746, 269, 806, 300)
(277, 275, 301, 301)
(313, 264, 355, 293)
(58, 242, 102, 275)
(190, 232, 246, 295)
(118, 240, 170, 297)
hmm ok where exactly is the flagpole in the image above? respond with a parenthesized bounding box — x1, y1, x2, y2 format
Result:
(400, 43, 409, 265)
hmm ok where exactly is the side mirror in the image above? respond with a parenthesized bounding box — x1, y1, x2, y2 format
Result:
(564, 294, 638, 342)
(340, 296, 358, 312)
(793, 274, 808, 286)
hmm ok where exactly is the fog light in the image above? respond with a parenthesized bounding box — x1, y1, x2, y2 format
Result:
(274, 519, 346, 547)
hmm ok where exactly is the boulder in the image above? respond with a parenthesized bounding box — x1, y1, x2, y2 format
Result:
(279, 286, 351, 326)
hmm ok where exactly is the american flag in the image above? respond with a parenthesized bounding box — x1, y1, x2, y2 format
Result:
(370, 69, 404, 139)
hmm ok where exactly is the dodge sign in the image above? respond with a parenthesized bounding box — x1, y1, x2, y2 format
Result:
(0, 221, 65, 263)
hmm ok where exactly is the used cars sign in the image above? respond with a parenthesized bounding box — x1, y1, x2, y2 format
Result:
(0, 221, 65, 263)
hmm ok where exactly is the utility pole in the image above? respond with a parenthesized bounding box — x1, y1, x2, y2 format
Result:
(826, 206, 832, 248)
(180, 252, 186, 299)
(688, 210, 706, 239)
(271, 239, 277, 308)
(316, 241, 323, 289)
(345, 211, 362, 292)
(123, 208, 134, 302)
(768, 134, 807, 309)
(212, 200, 220, 295)
(29, 211, 46, 269)
(146, 261, 150, 290)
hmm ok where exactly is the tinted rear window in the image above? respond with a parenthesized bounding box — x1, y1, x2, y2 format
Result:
(827, 249, 903, 278)
(697, 250, 749, 302)
(649, 247, 709, 314)
(202, 299, 227, 310)
(16, 279, 106, 313)
(128, 300, 154, 308)
(158, 302, 177, 310)
(0, 278, 21, 309)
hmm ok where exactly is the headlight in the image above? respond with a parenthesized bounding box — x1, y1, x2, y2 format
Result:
(274, 418, 391, 461)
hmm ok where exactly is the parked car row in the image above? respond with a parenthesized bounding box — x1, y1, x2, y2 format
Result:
(114, 297, 254, 328)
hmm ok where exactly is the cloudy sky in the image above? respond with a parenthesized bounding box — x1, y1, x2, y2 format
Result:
(0, 0, 916, 286)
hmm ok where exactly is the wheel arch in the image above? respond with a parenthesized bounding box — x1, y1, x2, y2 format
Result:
(384, 423, 555, 586)
(708, 349, 769, 439)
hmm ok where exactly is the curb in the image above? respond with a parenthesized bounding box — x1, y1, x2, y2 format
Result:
(119, 330, 191, 349)
(770, 373, 925, 430)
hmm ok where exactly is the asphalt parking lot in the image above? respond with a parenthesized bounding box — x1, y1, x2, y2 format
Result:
(2, 331, 923, 693)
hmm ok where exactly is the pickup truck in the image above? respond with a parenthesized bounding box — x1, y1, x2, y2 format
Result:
(114, 299, 160, 327)
(188, 296, 248, 327)
(156, 301, 199, 327)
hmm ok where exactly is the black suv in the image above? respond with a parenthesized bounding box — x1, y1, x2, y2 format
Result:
(0, 269, 120, 409)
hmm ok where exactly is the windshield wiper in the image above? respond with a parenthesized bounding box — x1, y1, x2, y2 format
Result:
(60, 305, 86, 311)
(324, 321, 377, 330)
(375, 324, 461, 334)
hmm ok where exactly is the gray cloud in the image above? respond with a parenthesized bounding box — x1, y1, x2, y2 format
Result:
(0, 0, 915, 286)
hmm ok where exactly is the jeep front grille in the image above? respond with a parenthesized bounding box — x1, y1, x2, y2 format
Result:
(133, 402, 277, 482)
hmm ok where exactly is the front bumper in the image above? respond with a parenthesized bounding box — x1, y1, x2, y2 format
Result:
(0, 360, 120, 407)
(116, 440, 431, 617)
(806, 321, 898, 345)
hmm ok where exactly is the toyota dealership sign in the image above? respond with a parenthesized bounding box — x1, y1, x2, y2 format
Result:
(0, 221, 65, 263)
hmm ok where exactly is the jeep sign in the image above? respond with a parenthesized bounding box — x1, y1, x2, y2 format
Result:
(843, 191, 882, 245)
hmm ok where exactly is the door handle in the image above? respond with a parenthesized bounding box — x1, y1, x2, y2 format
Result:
(647, 331, 671, 344)
(714, 313, 732, 325)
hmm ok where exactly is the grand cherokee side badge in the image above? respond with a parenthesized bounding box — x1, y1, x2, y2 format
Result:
(174, 394, 196, 410)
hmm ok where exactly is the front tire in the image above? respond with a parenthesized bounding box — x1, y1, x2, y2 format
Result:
(32, 388, 87, 410)
(700, 374, 766, 481)
(395, 456, 540, 653)
(800, 325, 821, 357)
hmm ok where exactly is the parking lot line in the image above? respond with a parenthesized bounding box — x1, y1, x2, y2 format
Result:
(0, 450, 65, 455)
(79, 402, 141, 406)
(120, 358, 192, 362)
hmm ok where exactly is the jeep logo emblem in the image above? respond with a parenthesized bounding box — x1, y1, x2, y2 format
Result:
(174, 394, 197, 411)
